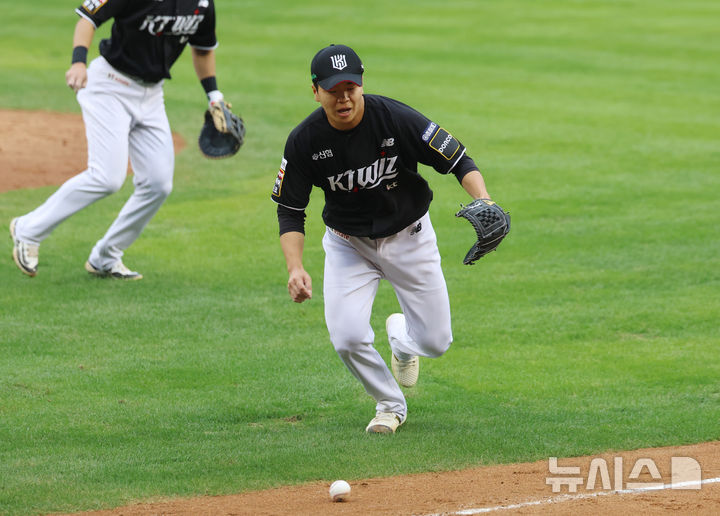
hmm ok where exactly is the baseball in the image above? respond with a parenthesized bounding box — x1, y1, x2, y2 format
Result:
(329, 480, 351, 502)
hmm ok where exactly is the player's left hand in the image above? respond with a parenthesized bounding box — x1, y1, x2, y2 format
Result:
(198, 100, 245, 158)
(455, 198, 511, 264)
(288, 268, 312, 303)
(209, 100, 234, 133)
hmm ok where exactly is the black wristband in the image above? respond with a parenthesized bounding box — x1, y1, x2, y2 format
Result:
(71, 46, 88, 65)
(201, 76, 218, 94)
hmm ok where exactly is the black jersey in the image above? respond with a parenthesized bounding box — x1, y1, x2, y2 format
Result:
(76, 0, 217, 83)
(272, 94, 478, 239)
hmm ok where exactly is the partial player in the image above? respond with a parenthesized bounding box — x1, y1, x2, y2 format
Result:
(272, 44, 510, 433)
(10, 0, 243, 279)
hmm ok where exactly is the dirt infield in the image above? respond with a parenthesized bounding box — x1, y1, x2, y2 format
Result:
(0, 109, 185, 192)
(3, 111, 718, 515)
(59, 441, 720, 515)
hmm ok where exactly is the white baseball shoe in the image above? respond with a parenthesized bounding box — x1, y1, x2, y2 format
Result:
(392, 353, 420, 388)
(386, 313, 420, 387)
(10, 218, 39, 277)
(365, 412, 403, 434)
(85, 260, 143, 280)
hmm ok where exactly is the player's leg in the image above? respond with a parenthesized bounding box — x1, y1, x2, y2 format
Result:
(12, 59, 131, 249)
(322, 229, 408, 425)
(87, 85, 173, 272)
(381, 212, 453, 360)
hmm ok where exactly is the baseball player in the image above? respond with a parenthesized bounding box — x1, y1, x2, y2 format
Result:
(272, 44, 494, 433)
(10, 0, 231, 279)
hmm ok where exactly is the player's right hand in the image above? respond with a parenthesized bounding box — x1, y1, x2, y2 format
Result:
(65, 63, 88, 93)
(288, 268, 312, 303)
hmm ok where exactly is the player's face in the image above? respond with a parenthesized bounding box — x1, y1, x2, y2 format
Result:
(314, 81, 365, 130)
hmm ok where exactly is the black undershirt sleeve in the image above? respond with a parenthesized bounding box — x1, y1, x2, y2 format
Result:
(277, 204, 306, 236)
(452, 154, 480, 184)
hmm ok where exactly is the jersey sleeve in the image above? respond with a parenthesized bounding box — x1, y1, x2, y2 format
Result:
(270, 135, 313, 211)
(189, 1, 218, 49)
(389, 97, 470, 175)
(76, 0, 125, 28)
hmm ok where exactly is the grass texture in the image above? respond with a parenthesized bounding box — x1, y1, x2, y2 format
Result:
(1, 0, 719, 514)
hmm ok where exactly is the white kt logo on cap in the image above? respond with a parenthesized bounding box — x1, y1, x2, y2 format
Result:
(330, 54, 348, 70)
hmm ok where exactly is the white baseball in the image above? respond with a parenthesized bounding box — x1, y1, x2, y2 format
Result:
(329, 480, 351, 502)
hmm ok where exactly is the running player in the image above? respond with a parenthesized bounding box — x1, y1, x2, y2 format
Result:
(272, 44, 494, 433)
(10, 0, 232, 279)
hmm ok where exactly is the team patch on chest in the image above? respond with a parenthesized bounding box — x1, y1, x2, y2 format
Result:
(326, 155, 398, 192)
(139, 14, 205, 37)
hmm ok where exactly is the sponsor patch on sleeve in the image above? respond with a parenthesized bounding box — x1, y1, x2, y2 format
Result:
(82, 0, 109, 14)
(271, 158, 287, 197)
(421, 121, 438, 142)
(428, 127, 461, 161)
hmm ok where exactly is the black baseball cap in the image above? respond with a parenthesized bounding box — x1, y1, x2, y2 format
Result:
(311, 44, 364, 90)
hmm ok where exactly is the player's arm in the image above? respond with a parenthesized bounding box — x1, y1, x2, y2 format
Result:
(65, 17, 95, 92)
(391, 99, 484, 192)
(279, 230, 312, 303)
(192, 47, 216, 79)
(273, 145, 313, 303)
(191, 48, 226, 105)
(460, 170, 490, 200)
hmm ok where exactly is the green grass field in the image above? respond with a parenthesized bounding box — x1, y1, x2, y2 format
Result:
(1, 1, 719, 514)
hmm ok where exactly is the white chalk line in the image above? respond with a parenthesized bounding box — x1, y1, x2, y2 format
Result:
(424, 476, 720, 515)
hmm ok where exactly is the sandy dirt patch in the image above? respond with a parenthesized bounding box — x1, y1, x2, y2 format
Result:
(56, 441, 720, 516)
(0, 109, 185, 193)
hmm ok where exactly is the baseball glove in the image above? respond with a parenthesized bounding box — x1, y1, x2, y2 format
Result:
(455, 198, 511, 265)
(198, 100, 245, 159)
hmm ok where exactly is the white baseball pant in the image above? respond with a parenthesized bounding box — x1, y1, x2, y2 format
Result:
(14, 56, 174, 270)
(322, 212, 453, 420)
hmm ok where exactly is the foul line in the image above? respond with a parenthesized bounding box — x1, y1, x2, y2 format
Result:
(425, 477, 720, 515)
